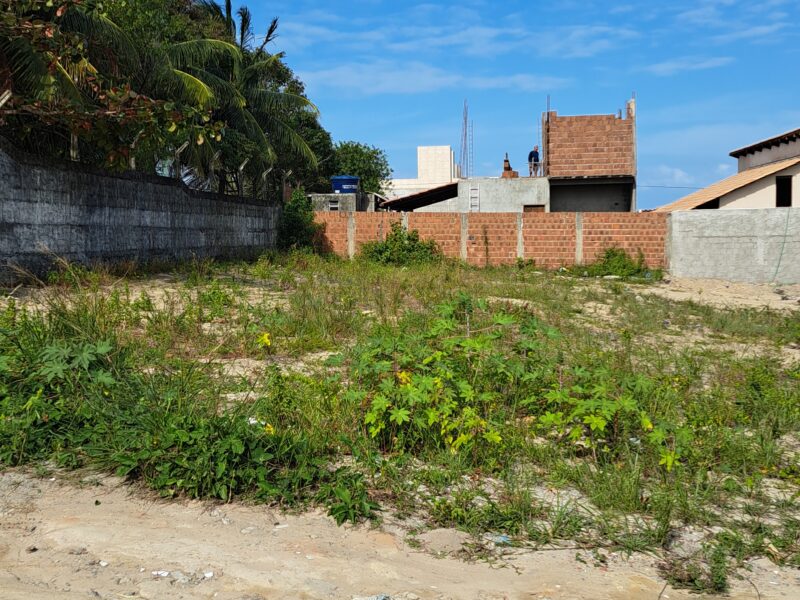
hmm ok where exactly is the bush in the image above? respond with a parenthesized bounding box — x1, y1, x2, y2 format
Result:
(277, 187, 320, 251)
(360, 222, 442, 265)
(583, 247, 661, 279)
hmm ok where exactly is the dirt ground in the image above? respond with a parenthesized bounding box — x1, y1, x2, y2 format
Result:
(640, 278, 800, 311)
(1, 472, 798, 600)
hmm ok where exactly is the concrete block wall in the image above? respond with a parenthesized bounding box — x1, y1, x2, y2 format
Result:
(316, 211, 668, 268)
(0, 140, 279, 280)
(668, 208, 800, 283)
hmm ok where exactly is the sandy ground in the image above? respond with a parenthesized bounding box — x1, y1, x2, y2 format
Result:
(640, 278, 800, 311)
(1, 472, 798, 600)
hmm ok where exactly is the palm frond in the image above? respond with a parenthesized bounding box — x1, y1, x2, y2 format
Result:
(170, 69, 215, 107)
(0, 37, 50, 96)
(263, 115, 318, 168)
(246, 88, 318, 115)
(193, 0, 226, 21)
(237, 7, 254, 51)
(257, 18, 280, 53)
(185, 67, 246, 108)
(60, 5, 138, 71)
(165, 39, 241, 71)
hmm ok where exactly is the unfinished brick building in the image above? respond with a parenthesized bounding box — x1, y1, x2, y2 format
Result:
(543, 98, 637, 212)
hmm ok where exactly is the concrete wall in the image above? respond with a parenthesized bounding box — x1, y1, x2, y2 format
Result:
(386, 146, 457, 199)
(668, 208, 800, 283)
(720, 162, 800, 208)
(311, 193, 374, 212)
(416, 178, 550, 213)
(550, 181, 634, 212)
(0, 140, 279, 281)
(738, 138, 800, 172)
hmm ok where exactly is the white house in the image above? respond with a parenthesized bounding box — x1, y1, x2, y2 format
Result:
(657, 127, 800, 211)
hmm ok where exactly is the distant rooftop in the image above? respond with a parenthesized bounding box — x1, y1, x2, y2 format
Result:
(729, 127, 800, 158)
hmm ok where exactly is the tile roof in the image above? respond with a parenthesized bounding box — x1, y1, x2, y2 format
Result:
(730, 127, 800, 158)
(655, 157, 800, 212)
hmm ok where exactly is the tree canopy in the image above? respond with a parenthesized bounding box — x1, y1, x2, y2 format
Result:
(333, 141, 392, 194)
(0, 0, 389, 201)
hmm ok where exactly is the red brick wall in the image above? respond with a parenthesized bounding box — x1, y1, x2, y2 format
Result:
(546, 113, 635, 178)
(314, 212, 349, 256)
(582, 212, 667, 268)
(521, 213, 576, 268)
(314, 211, 667, 268)
(466, 214, 519, 266)
(354, 212, 401, 253)
(407, 213, 461, 259)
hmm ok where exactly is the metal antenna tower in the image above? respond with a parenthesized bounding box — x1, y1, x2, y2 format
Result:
(468, 118, 474, 179)
(458, 100, 469, 178)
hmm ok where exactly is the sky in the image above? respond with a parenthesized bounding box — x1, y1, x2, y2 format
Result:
(246, 0, 800, 209)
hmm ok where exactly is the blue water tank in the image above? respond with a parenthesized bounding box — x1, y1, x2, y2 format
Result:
(331, 175, 360, 194)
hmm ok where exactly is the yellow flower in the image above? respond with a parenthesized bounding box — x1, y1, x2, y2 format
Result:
(264, 423, 275, 435)
(396, 370, 412, 386)
(257, 332, 272, 348)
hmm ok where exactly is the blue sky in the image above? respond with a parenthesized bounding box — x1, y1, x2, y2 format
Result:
(247, 0, 799, 209)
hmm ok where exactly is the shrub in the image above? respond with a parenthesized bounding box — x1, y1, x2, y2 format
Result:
(583, 247, 661, 279)
(360, 222, 442, 265)
(277, 187, 320, 251)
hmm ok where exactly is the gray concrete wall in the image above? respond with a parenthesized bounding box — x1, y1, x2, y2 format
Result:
(415, 178, 549, 213)
(311, 193, 374, 212)
(0, 139, 279, 281)
(550, 183, 633, 212)
(668, 208, 800, 283)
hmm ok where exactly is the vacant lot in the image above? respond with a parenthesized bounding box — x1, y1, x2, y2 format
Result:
(1, 255, 799, 599)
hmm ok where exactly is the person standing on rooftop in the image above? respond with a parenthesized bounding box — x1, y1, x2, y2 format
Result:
(528, 146, 540, 177)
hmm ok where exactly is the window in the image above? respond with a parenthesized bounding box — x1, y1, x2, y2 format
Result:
(328, 199, 339, 212)
(776, 176, 792, 207)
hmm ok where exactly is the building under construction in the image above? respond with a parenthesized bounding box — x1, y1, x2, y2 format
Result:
(378, 97, 637, 213)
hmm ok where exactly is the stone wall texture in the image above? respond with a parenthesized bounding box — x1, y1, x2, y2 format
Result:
(0, 140, 279, 280)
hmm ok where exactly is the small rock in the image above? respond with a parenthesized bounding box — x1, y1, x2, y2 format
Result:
(26, 546, 38, 553)
(602, 275, 622, 280)
(240, 527, 256, 534)
(98, 560, 109, 568)
(203, 571, 214, 579)
(67, 547, 87, 556)
(152, 570, 170, 578)
(352, 595, 392, 600)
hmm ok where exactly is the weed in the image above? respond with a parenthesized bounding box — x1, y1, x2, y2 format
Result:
(360, 223, 442, 266)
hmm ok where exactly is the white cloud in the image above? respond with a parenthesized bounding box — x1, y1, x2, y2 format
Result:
(716, 163, 734, 175)
(641, 56, 734, 76)
(712, 22, 787, 43)
(299, 61, 570, 95)
(653, 165, 695, 186)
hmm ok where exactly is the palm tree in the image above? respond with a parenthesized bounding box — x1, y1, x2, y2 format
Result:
(184, 1, 318, 193)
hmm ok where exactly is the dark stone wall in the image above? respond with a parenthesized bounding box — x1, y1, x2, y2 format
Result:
(0, 139, 279, 281)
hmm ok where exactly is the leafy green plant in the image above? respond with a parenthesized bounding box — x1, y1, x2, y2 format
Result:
(277, 187, 322, 251)
(582, 247, 661, 280)
(360, 223, 442, 266)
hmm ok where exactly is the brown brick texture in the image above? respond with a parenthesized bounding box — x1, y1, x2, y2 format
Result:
(314, 212, 667, 269)
(314, 212, 349, 256)
(522, 213, 576, 268)
(407, 213, 462, 259)
(582, 212, 667, 268)
(353, 212, 401, 253)
(546, 114, 635, 178)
